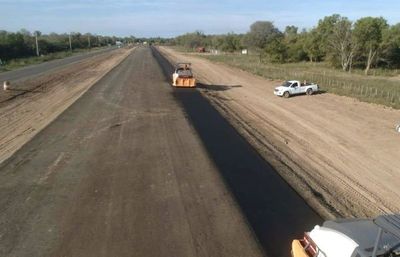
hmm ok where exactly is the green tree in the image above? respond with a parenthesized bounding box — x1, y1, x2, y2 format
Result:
(354, 17, 388, 74)
(303, 29, 323, 62)
(265, 33, 287, 63)
(284, 26, 307, 62)
(244, 21, 280, 50)
(315, 14, 342, 56)
(218, 33, 242, 52)
(175, 31, 208, 49)
(326, 16, 356, 71)
(382, 23, 400, 68)
(243, 21, 281, 62)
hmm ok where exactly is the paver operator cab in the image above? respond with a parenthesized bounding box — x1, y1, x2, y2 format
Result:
(292, 214, 400, 257)
(172, 63, 196, 88)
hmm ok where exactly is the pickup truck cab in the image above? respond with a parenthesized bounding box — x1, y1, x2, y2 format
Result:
(274, 80, 319, 98)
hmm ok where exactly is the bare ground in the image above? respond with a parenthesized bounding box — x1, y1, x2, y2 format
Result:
(0, 47, 266, 257)
(159, 46, 400, 219)
(0, 47, 134, 163)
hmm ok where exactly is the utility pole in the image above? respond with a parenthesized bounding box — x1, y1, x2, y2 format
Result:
(35, 32, 40, 56)
(69, 33, 72, 52)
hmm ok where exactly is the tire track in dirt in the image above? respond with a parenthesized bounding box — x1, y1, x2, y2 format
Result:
(157, 46, 400, 219)
(0, 47, 135, 164)
(152, 46, 322, 257)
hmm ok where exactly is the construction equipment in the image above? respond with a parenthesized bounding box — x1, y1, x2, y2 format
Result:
(172, 63, 196, 88)
(291, 214, 400, 257)
(196, 47, 206, 53)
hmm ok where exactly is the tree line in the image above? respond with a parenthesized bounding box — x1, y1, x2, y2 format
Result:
(173, 14, 400, 74)
(0, 29, 134, 61)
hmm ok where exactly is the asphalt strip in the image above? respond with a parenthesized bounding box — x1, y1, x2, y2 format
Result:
(152, 46, 323, 257)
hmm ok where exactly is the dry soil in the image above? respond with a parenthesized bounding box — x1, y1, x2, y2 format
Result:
(159, 46, 400, 219)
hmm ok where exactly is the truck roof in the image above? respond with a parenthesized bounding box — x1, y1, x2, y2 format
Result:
(321, 214, 400, 256)
(374, 214, 400, 239)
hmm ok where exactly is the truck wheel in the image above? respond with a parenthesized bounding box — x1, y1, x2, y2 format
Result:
(283, 91, 290, 98)
(306, 88, 313, 95)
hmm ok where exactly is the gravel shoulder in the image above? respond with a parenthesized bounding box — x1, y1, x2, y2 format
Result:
(0, 47, 134, 163)
(159, 46, 400, 219)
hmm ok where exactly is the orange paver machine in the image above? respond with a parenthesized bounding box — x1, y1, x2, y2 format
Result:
(172, 63, 196, 88)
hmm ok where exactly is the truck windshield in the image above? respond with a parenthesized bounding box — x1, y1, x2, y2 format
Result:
(282, 81, 292, 87)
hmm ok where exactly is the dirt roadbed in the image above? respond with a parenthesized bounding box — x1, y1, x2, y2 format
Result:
(0, 47, 268, 257)
(0, 47, 134, 163)
(159, 46, 400, 219)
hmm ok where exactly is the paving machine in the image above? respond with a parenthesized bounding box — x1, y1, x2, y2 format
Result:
(172, 63, 196, 88)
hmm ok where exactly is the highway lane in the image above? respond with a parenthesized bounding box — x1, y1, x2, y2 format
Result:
(0, 46, 322, 257)
(0, 47, 265, 257)
(153, 47, 323, 257)
(0, 47, 117, 82)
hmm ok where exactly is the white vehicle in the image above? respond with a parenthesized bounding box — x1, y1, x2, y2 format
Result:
(291, 214, 400, 257)
(274, 80, 319, 98)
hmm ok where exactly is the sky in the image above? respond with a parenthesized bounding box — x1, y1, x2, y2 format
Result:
(1, 0, 400, 37)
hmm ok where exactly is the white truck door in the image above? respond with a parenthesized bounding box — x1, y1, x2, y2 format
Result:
(291, 82, 301, 94)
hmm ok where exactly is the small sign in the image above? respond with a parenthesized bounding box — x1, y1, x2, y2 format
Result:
(396, 124, 400, 133)
(242, 49, 248, 55)
(3, 81, 10, 91)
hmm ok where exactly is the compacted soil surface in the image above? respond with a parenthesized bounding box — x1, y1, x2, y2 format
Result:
(0, 47, 132, 163)
(0, 46, 324, 257)
(159, 46, 400, 219)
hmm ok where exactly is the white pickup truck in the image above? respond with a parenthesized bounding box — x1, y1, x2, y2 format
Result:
(274, 80, 319, 98)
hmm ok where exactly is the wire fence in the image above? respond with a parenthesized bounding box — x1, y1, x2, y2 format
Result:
(204, 55, 400, 109)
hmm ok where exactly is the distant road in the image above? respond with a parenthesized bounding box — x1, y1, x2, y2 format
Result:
(0, 47, 116, 82)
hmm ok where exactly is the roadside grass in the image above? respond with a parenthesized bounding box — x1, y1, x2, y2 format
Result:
(0, 47, 105, 72)
(197, 53, 400, 109)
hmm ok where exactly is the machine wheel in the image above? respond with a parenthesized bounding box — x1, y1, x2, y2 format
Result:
(283, 91, 290, 98)
(306, 88, 313, 95)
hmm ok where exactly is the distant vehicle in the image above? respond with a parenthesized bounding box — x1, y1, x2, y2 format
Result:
(196, 47, 206, 53)
(291, 214, 400, 257)
(274, 80, 319, 98)
(116, 41, 123, 48)
(172, 63, 196, 88)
